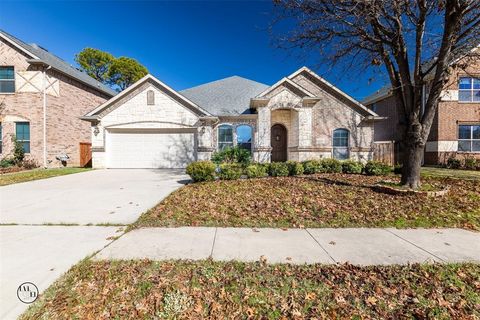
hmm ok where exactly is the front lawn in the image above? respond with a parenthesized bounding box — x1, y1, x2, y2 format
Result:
(421, 166, 480, 180)
(133, 174, 480, 230)
(0, 167, 91, 186)
(21, 260, 480, 319)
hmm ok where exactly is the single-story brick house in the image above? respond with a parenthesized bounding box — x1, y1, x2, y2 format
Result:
(82, 67, 381, 168)
(363, 53, 480, 165)
(0, 30, 116, 167)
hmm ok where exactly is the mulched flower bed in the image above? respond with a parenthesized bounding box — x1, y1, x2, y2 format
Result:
(0, 166, 25, 174)
(21, 260, 480, 319)
(133, 173, 480, 230)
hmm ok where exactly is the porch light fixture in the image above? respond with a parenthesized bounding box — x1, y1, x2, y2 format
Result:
(93, 126, 100, 136)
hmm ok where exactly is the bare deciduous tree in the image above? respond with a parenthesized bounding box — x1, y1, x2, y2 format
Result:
(273, 0, 480, 188)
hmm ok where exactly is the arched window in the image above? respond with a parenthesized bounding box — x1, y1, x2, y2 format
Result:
(218, 124, 234, 150)
(332, 128, 349, 160)
(236, 125, 252, 152)
(147, 90, 155, 105)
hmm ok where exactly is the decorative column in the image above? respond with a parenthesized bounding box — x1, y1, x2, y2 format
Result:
(91, 121, 106, 168)
(253, 106, 272, 163)
(197, 118, 216, 161)
(297, 107, 313, 148)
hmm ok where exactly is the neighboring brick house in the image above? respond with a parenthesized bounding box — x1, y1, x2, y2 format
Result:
(82, 67, 381, 169)
(363, 54, 480, 165)
(0, 30, 115, 167)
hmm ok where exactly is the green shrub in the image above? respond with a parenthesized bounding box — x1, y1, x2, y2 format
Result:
(446, 157, 461, 169)
(341, 160, 364, 174)
(0, 157, 15, 168)
(286, 160, 304, 176)
(302, 160, 322, 174)
(269, 162, 289, 177)
(464, 157, 477, 170)
(12, 136, 25, 165)
(186, 161, 216, 182)
(211, 146, 251, 166)
(218, 163, 243, 180)
(245, 164, 268, 178)
(363, 161, 392, 176)
(320, 158, 342, 173)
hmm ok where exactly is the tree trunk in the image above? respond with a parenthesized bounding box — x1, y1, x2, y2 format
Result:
(400, 124, 425, 189)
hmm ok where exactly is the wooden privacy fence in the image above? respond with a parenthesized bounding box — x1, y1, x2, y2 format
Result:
(79, 142, 92, 167)
(373, 141, 395, 166)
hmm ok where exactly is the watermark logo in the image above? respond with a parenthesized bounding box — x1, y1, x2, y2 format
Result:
(17, 282, 39, 304)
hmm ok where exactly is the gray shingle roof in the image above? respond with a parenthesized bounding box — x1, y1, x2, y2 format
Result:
(180, 76, 269, 116)
(0, 30, 116, 97)
(362, 85, 392, 105)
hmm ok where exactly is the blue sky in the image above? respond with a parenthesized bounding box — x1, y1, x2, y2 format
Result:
(1, 1, 388, 100)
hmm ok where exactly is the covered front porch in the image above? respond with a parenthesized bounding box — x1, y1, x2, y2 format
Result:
(251, 85, 320, 163)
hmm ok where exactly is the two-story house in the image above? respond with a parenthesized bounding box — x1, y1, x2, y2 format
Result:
(363, 54, 480, 165)
(0, 30, 115, 167)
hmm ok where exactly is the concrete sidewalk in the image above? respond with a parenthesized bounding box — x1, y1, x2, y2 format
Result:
(95, 227, 480, 265)
(1, 225, 119, 320)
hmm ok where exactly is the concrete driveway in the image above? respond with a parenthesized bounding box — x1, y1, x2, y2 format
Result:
(0, 169, 189, 225)
(0, 226, 119, 320)
(0, 169, 188, 319)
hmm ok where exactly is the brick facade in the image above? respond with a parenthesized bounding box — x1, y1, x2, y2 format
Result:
(0, 37, 111, 167)
(365, 55, 480, 165)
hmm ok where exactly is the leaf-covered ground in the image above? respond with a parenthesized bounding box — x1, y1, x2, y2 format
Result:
(21, 260, 480, 319)
(133, 174, 480, 230)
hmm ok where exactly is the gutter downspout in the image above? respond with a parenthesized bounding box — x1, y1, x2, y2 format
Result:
(42, 66, 51, 168)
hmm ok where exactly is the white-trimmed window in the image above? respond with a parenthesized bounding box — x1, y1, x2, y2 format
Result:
(236, 125, 252, 152)
(218, 124, 234, 150)
(458, 124, 480, 152)
(332, 128, 349, 160)
(458, 77, 480, 102)
(0, 66, 15, 93)
(16, 122, 30, 153)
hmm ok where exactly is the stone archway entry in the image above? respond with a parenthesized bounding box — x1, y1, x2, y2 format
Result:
(271, 124, 287, 162)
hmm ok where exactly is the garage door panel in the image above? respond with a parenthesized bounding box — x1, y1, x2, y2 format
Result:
(106, 131, 195, 168)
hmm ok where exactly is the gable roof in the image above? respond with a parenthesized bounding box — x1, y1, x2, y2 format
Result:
(83, 74, 211, 119)
(180, 76, 269, 116)
(0, 29, 116, 97)
(288, 66, 378, 117)
(256, 77, 315, 98)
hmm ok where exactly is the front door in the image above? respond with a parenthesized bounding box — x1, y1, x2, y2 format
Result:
(271, 124, 287, 162)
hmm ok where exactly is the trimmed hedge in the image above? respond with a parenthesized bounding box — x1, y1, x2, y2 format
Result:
(302, 160, 322, 174)
(321, 158, 342, 173)
(341, 160, 364, 174)
(186, 158, 391, 183)
(218, 163, 243, 180)
(286, 161, 304, 176)
(245, 164, 268, 178)
(363, 161, 392, 176)
(186, 161, 216, 182)
(269, 162, 289, 177)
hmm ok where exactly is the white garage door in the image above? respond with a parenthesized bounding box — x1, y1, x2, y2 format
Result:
(106, 130, 195, 168)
